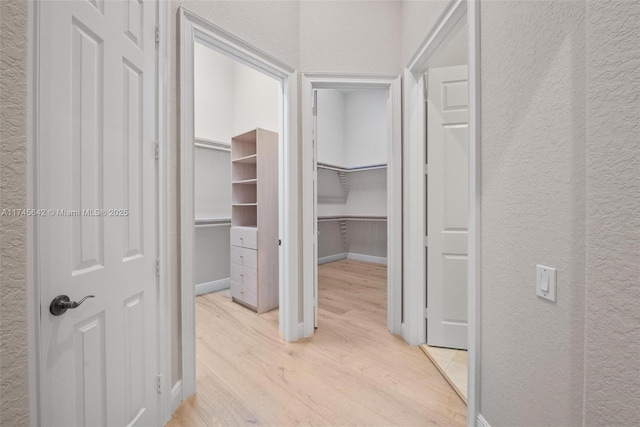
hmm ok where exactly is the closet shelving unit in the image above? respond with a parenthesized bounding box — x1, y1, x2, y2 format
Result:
(317, 162, 387, 173)
(230, 128, 279, 313)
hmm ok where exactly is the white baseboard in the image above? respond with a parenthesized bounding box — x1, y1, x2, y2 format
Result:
(318, 252, 387, 266)
(347, 252, 387, 265)
(476, 414, 491, 427)
(170, 380, 183, 414)
(317, 252, 347, 265)
(195, 278, 230, 296)
(298, 322, 305, 338)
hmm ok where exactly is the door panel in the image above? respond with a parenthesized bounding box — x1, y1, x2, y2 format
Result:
(426, 65, 469, 350)
(38, 1, 158, 425)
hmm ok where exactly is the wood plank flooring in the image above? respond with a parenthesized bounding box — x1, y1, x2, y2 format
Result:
(166, 259, 466, 426)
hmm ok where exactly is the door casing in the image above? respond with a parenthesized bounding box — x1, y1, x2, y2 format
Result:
(27, 0, 172, 424)
(403, 0, 481, 425)
(301, 73, 403, 338)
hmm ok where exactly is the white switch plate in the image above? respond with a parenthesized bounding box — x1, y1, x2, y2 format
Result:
(536, 265, 557, 302)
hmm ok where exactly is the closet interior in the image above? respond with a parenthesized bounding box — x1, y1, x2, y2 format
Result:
(316, 89, 389, 268)
(193, 40, 279, 313)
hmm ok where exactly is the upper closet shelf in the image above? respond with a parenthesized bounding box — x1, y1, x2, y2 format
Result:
(232, 178, 258, 185)
(317, 162, 387, 173)
(318, 215, 387, 222)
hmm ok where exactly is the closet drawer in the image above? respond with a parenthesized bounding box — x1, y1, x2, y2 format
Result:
(230, 226, 258, 249)
(230, 263, 258, 289)
(230, 246, 258, 269)
(242, 281, 257, 307)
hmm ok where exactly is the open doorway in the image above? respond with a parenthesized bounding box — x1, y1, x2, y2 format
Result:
(301, 75, 402, 339)
(403, 0, 475, 410)
(314, 88, 390, 333)
(420, 16, 470, 403)
(178, 8, 299, 402)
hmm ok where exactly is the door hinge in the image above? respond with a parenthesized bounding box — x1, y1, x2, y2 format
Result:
(278, 239, 282, 246)
(424, 308, 428, 319)
(424, 164, 429, 175)
(424, 236, 428, 247)
(155, 26, 160, 43)
(155, 259, 160, 277)
(156, 374, 162, 394)
(155, 142, 159, 160)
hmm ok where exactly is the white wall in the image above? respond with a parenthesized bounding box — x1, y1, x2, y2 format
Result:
(584, 1, 640, 424)
(344, 90, 388, 168)
(316, 90, 345, 166)
(194, 147, 231, 220)
(299, 1, 402, 73)
(194, 41, 235, 143)
(233, 62, 279, 135)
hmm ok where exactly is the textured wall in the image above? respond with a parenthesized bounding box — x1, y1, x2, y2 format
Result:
(479, 1, 587, 425)
(400, 0, 449, 65)
(299, 1, 401, 73)
(0, 0, 30, 425)
(584, 1, 640, 425)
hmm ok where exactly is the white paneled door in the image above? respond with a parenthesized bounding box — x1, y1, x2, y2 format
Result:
(38, 0, 159, 425)
(426, 65, 469, 350)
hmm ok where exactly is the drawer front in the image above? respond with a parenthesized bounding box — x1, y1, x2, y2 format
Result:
(242, 280, 257, 307)
(231, 246, 258, 269)
(230, 226, 257, 249)
(230, 263, 258, 288)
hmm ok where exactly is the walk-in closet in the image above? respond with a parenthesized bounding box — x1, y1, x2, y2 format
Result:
(193, 40, 280, 312)
(315, 88, 389, 330)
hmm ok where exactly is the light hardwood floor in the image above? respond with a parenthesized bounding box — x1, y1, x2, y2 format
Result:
(420, 345, 468, 404)
(166, 259, 466, 426)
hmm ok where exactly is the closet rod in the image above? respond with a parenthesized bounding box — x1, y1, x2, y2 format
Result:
(317, 162, 387, 173)
(195, 217, 232, 228)
(194, 138, 231, 152)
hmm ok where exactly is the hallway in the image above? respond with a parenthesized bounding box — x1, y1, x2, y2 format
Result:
(167, 260, 466, 426)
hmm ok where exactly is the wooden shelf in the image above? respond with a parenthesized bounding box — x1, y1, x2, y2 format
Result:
(232, 179, 258, 185)
(232, 154, 257, 164)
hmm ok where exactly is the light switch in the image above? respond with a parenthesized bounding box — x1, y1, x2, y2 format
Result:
(536, 265, 556, 302)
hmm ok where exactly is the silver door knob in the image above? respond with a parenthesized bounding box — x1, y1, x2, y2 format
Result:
(49, 294, 95, 316)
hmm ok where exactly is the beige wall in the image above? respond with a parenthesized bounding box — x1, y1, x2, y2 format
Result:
(479, 1, 639, 426)
(584, 1, 640, 425)
(0, 0, 30, 424)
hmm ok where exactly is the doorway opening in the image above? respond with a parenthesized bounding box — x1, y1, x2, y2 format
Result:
(420, 16, 470, 404)
(314, 88, 390, 334)
(302, 75, 402, 338)
(178, 7, 299, 405)
(403, 0, 480, 420)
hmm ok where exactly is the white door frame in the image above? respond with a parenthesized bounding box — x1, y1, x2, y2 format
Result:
(178, 7, 299, 400)
(27, 0, 172, 425)
(403, 0, 481, 425)
(301, 73, 403, 337)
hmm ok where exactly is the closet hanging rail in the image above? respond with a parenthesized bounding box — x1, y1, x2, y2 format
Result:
(317, 162, 387, 173)
(195, 217, 232, 228)
(317, 215, 387, 222)
(194, 138, 231, 152)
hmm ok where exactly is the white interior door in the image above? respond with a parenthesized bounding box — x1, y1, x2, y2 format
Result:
(426, 65, 469, 350)
(38, 0, 159, 425)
